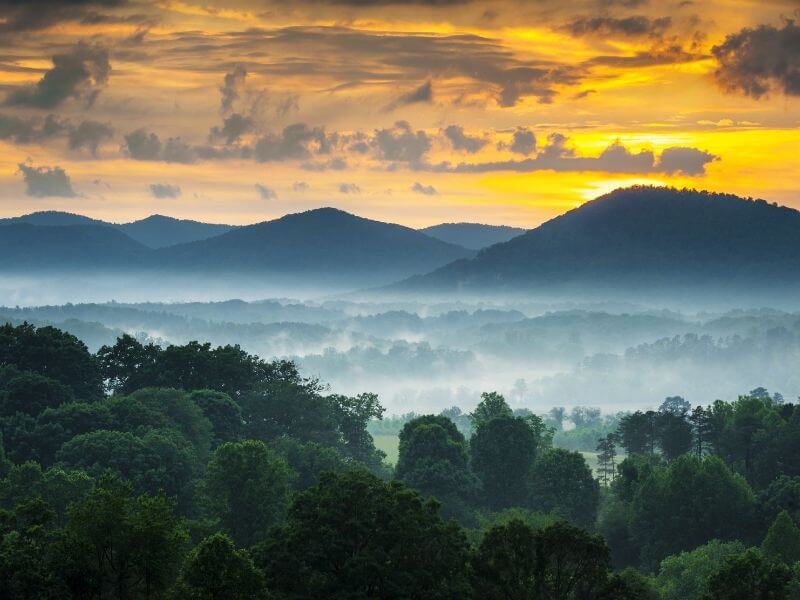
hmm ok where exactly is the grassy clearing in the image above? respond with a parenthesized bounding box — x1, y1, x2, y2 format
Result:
(374, 434, 400, 465)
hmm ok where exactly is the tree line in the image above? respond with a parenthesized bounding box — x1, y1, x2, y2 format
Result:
(2, 322, 800, 598)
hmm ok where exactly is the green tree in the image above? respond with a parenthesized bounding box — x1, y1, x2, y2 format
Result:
(596, 433, 618, 486)
(617, 411, 658, 455)
(655, 539, 746, 600)
(470, 415, 538, 510)
(172, 533, 268, 600)
(0, 323, 103, 400)
(257, 470, 470, 599)
(689, 405, 712, 458)
(202, 440, 292, 547)
(189, 389, 243, 446)
(703, 548, 791, 600)
(528, 448, 599, 529)
(65, 475, 187, 599)
(657, 411, 693, 462)
(471, 519, 612, 599)
(268, 436, 346, 491)
(762, 511, 800, 565)
(629, 455, 757, 566)
(469, 392, 513, 429)
(0, 368, 74, 418)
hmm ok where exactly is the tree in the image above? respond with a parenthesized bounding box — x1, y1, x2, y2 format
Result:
(470, 416, 538, 510)
(257, 470, 470, 599)
(528, 448, 600, 529)
(762, 511, 800, 565)
(659, 396, 691, 415)
(471, 519, 612, 599)
(629, 455, 757, 566)
(189, 390, 243, 446)
(0, 368, 74, 418)
(172, 533, 268, 600)
(617, 411, 659, 455)
(760, 475, 800, 525)
(548, 406, 567, 431)
(202, 440, 292, 547)
(0, 323, 103, 400)
(657, 411, 693, 462)
(96, 334, 159, 394)
(703, 548, 791, 600)
(655, 539, 746, 600)
(396, 415, 480, 524)
(326, 392, 385, 467)
(596, 433, 618, 486)
(469, 392, 512, 429)
(689, 405, 712, 458)
(268, 436, 346, 491)
(570, 406, 602, 429)
(65, 475, 187, 599)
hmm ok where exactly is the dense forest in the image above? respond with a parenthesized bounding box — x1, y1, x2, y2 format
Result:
(2, 322, 800, 598)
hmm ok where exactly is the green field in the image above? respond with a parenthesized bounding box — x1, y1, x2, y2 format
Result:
(374, 434, 400, 465)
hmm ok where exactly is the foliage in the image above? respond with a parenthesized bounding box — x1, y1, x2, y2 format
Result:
(528, 448, 599, 529)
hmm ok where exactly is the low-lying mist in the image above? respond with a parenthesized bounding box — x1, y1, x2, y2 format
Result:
(3, 284, 799, 415)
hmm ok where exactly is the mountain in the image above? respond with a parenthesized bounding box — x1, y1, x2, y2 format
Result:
(157, 207, 474, 284)
(0, 223, 150, 270)
(420, 222, 527, 250)
(0, 210, 107, 227)
(0, 211, 234, 248)
(397, 187, 800, 293)
(118, 215, 234, 249)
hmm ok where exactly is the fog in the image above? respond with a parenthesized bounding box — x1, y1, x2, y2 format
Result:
(3, 276, 800, 416)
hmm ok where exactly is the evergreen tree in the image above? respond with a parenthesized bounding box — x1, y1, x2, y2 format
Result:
(762, 510, 800, 565)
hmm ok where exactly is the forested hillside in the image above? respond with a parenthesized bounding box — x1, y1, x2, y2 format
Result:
(2, 322, 800, 598)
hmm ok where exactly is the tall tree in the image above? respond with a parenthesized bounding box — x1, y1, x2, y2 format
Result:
(703, 548, 791, 600)
(688, 405, 712, 458)
(469, 392, 513, 430)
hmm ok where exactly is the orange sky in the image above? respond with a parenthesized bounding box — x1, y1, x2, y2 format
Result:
(0, 0, 797, 227)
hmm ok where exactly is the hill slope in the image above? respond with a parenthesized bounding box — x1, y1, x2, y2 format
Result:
(0, 210, 107, 227)
(157, 207, 474, 284)
(0, 223, 151, 270)
(399, 187, 800, 292)
(118, 215, 234, 248)
(420, 222, 527, 250)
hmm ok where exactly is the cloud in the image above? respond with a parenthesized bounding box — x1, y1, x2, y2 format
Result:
(411, 182, 438, 195)
(5, 43, 110, 109)
(68, 120, 113, 156)
(373, 121, 431, 163)
(508, 127, 537, 155)
(429, 134, 717, 176)
(712, 20, 800, 98)
(17, 163, 76, 197)
(386, 80, 433, 110)
(564, 16, 671, 38)
(149, 183, 181, 198)
(123, 128, 162, 160)
(657, 146, 718, 175)
(209, 113, 254, 145)
(443, 125, 487, 153)
(255, 183, 277, 199)
(301, 157, 347, 171)
(292, 181, 310, 193)
(220, 64, 247, 114)
(254, 123, 328, 162)
(0, 0, 126, 33)
(339, 182, 361, 194)
(123, 129, 196, 163)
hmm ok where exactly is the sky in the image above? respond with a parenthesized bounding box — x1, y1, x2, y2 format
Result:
(0, 0, 798, 228)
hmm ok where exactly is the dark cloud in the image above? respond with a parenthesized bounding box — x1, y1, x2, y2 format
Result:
(220, 64, 247, 114)
(149, 183, 181, 198)
(586, 44, 700, 68)
(292, 181, 310, 192)
(0, 113, 38, 143)
(428, 134, 717, 176)
(255, 183, 277, 199)
(373, 121, 431, 163)
(712, 20, 800, 98)
(443, 125, 487, 153)
(339, 182, 361, 194)
(17, 163, 76, 197)
(411, 181, 437, 195)
(0, 0, 126, 33)
(508, 127, 537, 155)
(657, 146, 718, 175)
(123, 128, 162, 160)
(163, 137, 196, 163)
(386, 80, 433, 110)
(209, 113, 254, 145)
(5, 43, 110, 109)
(301, 157, 348, 171)
(68, 120, 113, 156)
(564, 16, 671, 38)
(253, 123, 328, 162)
